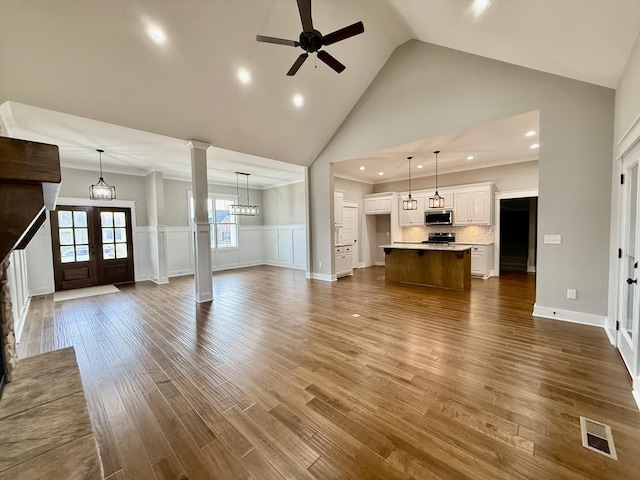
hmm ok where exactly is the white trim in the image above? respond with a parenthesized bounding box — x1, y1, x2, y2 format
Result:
(495, 189, 539, 200)
(533, 304, 607, 328)
(309, 272, 334, 282)
(633, 387, 640, 411)
(617, 112, 640, 156)
(605, 322, 616, 345)
(13, 296, 31, 344)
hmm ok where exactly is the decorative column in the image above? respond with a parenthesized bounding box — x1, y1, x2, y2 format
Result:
(187, 141, 213, 303)
(145, 171, 169, 284)
(0, 258, 18, 382)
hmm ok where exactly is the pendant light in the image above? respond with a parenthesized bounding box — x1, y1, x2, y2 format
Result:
(402, 156, 418, 210)
(429, 150, 444, 208)
(228, 172, 260, 216)
(89, 149, 116, 200)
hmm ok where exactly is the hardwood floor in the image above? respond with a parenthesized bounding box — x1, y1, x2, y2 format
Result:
(17, 266, 640, 479)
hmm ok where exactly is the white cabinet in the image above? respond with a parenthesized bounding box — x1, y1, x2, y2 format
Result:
(425, 189, 454, 210)
(363, 194, 392, 214)
(453, 185, 493, 225)
(335, 245, 353, 278)
(459, 244, 493, 278)
(398, 193, 425, 226)
(334, 192, 343, 226)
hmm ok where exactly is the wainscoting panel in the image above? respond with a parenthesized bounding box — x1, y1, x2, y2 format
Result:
(239, 227, 264, 267)
(166, 227, 192, 277)
(263, 228, 278, 264)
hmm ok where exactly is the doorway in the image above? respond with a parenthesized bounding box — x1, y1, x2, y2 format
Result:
(499, 197, 537, 274)
(50, 206, 135, 291)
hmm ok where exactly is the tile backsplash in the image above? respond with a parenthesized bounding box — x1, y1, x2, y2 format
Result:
(403, 225, 495, 244)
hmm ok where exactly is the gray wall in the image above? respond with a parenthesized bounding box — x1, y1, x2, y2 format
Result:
(311, 40, 615, 317)
(262, 182, 305, 225)
(373, 160, 539, 194)
(60, 167, 148, 225)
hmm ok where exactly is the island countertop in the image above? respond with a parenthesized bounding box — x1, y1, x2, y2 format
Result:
(379, 243, 472, 252)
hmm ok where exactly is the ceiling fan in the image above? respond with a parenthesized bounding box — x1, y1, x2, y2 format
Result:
(256, 0, 365, 76)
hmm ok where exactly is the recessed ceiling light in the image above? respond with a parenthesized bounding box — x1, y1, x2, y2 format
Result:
(237, 68, 251, 85)
(525, 130, 536, 137)
(416, 164, 423, 169)
(148, 27, 166, 44)
(378, 172, 384, 176)
(293, 94, 304, 108)
(530, 143, 539, 149)
(466, 155, 474, 161)
(473, 0, 490, 10)
(359, 166, 365, 171)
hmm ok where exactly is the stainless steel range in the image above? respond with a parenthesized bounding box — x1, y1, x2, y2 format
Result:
(422, 232, 455, 245)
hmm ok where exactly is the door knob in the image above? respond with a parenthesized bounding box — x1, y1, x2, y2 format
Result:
(627, 278, 637, 285)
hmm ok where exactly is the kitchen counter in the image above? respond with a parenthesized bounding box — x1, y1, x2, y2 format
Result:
(381, 243, 471, 290)
(380, 243, 471, 252)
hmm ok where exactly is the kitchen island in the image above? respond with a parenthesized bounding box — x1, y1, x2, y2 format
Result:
(381, 243, 472, 290)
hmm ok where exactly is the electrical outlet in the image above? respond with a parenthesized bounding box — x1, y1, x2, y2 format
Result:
(567, 289, 577, 299)
(544, 234, 562, 244)
(319, 261, 322, 268)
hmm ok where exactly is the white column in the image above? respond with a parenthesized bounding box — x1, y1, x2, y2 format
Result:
(187, 140, 213, 303)
(145, 171, 168, 284)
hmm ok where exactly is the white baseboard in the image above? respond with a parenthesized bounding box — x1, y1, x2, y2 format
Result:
(169, 269, 194, 278)
(633, 388, 640, 412)
(30, 286, 54, 296)
(263, 261, 306, 271)
(375, 261, 385, 266)
(527, 266, 536, 273)
(533, 304, 606, 328)
(14, 296, 31, 344)
(310, 272, 333, 282)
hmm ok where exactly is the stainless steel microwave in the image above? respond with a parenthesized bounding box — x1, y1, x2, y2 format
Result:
(424, 210, 453, 225)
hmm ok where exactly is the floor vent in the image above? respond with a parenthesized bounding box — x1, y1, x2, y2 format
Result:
(580, 417, 617, 460)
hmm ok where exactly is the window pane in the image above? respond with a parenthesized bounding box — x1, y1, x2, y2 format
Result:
(115, 243, 128, 259)
(74, 228, 88, 244)
(101, 211, 113, 227)
(58, 210, 73, 228)
(102, 228, 114, 243)
(113, 211, 126, 227)
(59, 228, 74, 245)
(210, 225, 216, 249)
(103, 244, 115, 260)
(207, 198, 214, 223)
(73, 211, 87, 227)
(60, 246, 75, 263)
(215, 198, 236, 225)
(76, 245, 90, 262)
(217, 224, 237, 248)
(114, 228, 126, 243)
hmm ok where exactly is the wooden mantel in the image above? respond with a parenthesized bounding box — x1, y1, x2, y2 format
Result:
(0, 136, 61, 264)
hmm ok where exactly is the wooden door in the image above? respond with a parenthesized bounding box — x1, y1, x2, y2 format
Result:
(51, 206, 134, 291)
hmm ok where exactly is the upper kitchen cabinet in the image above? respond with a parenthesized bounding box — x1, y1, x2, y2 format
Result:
(425, 189, 454, 210)
(398, 192, 426, 226)
(363, 193, 393, 215)
(453, 183, 494, 225)
(334, 191, 344, 226)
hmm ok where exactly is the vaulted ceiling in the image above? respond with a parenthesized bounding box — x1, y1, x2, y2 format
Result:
(1, 1, 639, 188)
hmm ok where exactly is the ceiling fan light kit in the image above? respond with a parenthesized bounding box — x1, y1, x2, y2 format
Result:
(256, 0, 364, 76)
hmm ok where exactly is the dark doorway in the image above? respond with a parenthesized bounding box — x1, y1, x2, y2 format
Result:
(51, 206, 135, 291)
(500, 197, 537, 274)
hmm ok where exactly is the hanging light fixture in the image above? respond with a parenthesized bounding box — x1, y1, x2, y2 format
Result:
(429, 150, 444, 208)
(89, 149, 116, 200)
(402, 156, 418, 210)
(228, 172, 260, 216)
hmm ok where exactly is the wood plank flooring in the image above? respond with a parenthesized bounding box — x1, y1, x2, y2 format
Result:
(17, 266, 640, 479)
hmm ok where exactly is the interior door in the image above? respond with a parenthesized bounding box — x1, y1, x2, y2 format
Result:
(618, 163, 640, 378)
(51, 206, 134, 291)
(342, 204, 359, 268)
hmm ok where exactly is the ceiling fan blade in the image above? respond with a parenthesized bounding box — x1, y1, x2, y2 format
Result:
(317, 50, 346, 73)
(256, 35, 300, 47)
(322, 21, 364, 46)
(287, 53, 309, 76)
(297, 0, 313, 31)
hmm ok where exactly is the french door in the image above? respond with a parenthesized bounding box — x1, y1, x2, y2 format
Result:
(51, 206, 134, 291)
(618, 161, 640, 379)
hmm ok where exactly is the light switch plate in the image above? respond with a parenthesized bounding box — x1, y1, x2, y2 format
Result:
(544, 234, 562, 244)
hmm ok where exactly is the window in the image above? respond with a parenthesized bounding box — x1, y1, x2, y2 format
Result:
(189, 194, 238, 249)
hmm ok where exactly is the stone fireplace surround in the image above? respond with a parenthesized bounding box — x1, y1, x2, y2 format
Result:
(0, 258, 103, 478)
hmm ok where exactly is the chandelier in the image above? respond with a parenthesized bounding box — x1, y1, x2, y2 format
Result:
(228, 172, 260, 216)
(89, 149, 116, 200)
